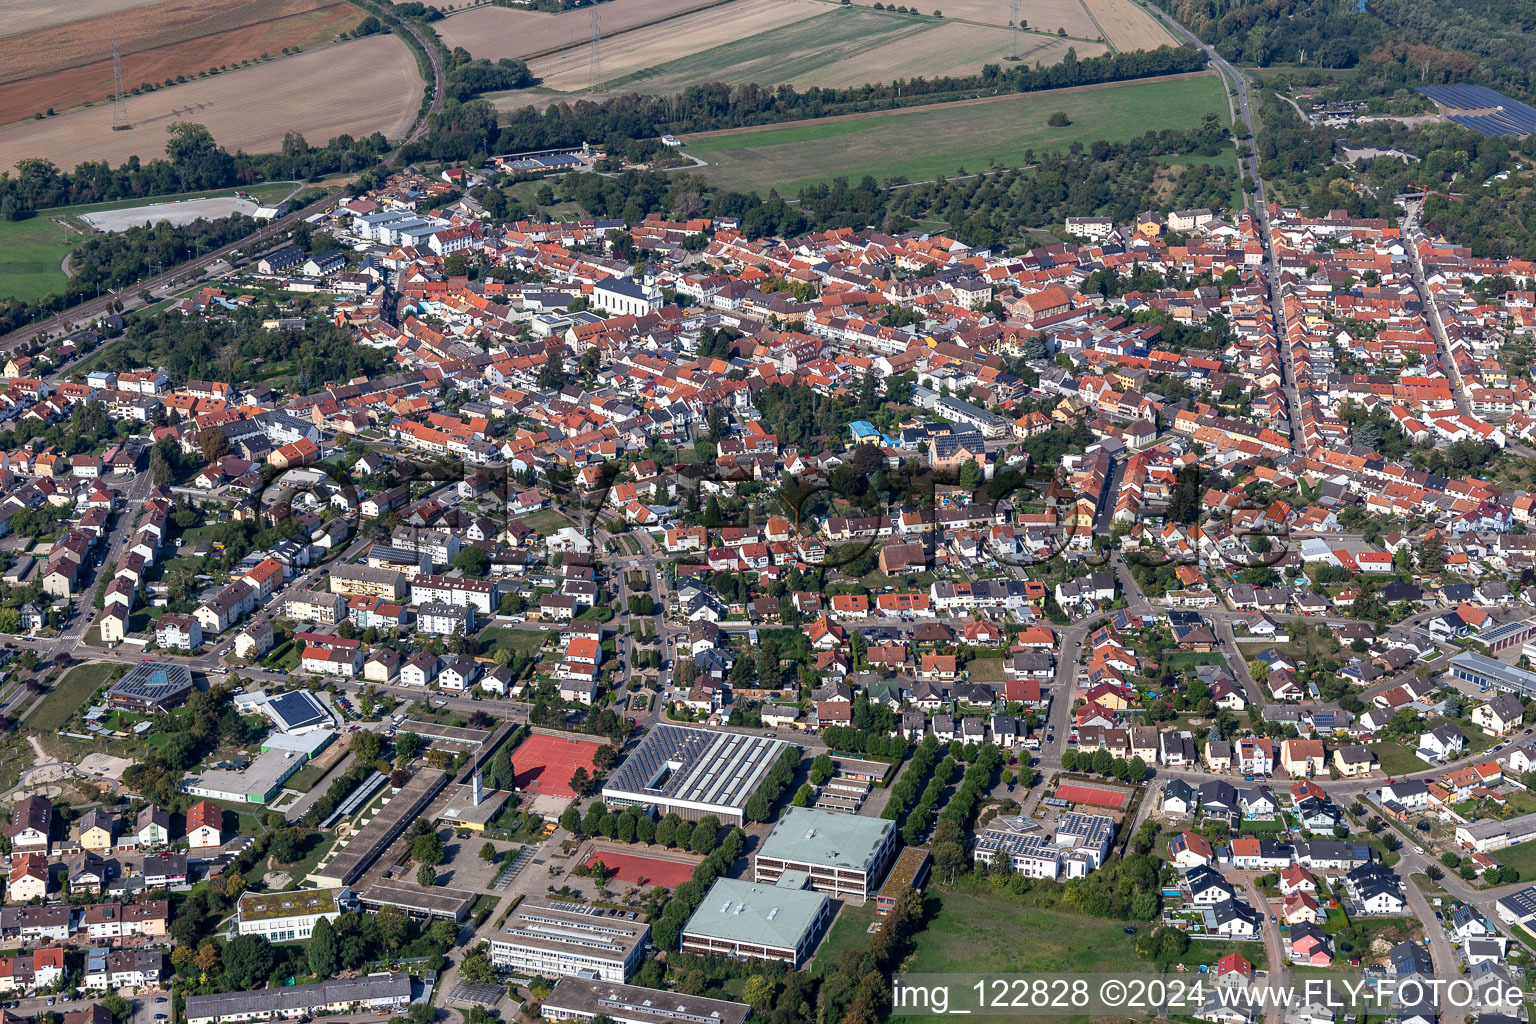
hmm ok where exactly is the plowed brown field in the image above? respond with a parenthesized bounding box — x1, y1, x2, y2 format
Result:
(0, 0, 363, 127)
(0, 34, 420, 173)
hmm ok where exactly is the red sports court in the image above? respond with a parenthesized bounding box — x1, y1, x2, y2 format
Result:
(584, 850, 694, 889)
(1053, 782, 1129, 809)
(510, 733, 604, 798)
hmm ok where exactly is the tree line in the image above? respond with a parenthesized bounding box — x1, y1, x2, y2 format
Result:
(0, 123, 390, 221)
(543, 108, 1234, 249)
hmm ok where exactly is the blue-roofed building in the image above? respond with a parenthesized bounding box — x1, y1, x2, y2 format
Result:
(848, 420, 897, 446)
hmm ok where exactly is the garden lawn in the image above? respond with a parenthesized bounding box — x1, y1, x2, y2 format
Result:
(965, 656, 1005, 682)
(1486, 838, 1536, 881)
(514, 508, 575, 535)
(1165, 651, 1228, 670)
(1369, 741, 1426, 777)
(479, 627, 549, 658)
(26, 660, 115, 731)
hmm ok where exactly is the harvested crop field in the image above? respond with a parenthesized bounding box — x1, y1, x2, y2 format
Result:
(527, 0, 831, 94)
(437, 0, 727, 60)
(0, 0, 365, 127)
(498, 5, 1087, 110)
(1081, 0, 1174, 50)
(0, 35, 420, 174)
(680, 72, 1226, 193)
(805, 22, 1104, 90)
(1, 0, 163, 38)
(924, 0, 1100, 35)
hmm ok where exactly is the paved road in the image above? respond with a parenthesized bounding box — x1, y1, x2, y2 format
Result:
(1401, 199, 1474, 417)
(1238, 876, 1286, 1024)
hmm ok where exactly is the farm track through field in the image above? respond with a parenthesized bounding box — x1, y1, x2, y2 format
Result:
(518, 0, 738, 60)
(1075, 0, 1118, 52)
(437, 0, 736, 61)
(677, 70, 1216, 140)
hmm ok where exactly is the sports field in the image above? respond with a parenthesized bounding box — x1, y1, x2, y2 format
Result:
(497, 5, 1105, 111)
(0, 181, 295, 303)
(1053, 781, 1131, 808)
(510, 733, 604, 798)
(584, 850, 695, 888)
(0, 35, 420, 175)
(680, 72, 1226, 193)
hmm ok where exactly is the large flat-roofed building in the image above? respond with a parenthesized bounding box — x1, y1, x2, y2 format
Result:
(1456, 811, 1536, 853)
(602, 725, 788, 826)
(1448, 651, 1536, 697)
(309, 768, 449, 887)
(1497, 884, 1536, 928)
(184, 973, 411, 1024)
(357, 881, 473, 923)
(681, 875, 833, 967)
(107, 662, 195, 713)
(327, 563, 407, 600)
(752, 807, 898, 903)
(489, 898, 649, 982)
(236, 886, 356, 941)
(181, 746, 311, 804)
(396, 719, 493, 749)
(261, 690, 333, 734)
(541, 978, 750, 1024)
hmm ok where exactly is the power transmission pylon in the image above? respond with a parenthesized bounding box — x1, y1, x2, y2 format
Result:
(587, 7, 602, 94)
(1009, 0, 1021, 59)
(111, 30, 132, 130)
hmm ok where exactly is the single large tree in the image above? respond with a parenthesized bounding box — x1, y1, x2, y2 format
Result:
(199, 427, 229, 463)
(308, 916, 339, 978)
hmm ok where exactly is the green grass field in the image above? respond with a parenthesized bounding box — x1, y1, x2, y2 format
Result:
(0, 181, 296, 304)
(513, 508, 575, 536)
(906, 893, 1143, 974)
(1486, 839, 1536, 881)
(27, 661, 115, 732)
(902, 892, 1264, 1022)
(479, 627, 550, 658)
(1369, 741, 1427, 777)
(683, 74, 1227, 194)
(811, 901, 880, 977)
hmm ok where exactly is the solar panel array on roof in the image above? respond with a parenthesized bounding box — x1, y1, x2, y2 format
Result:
(265, 691, 329, 732)
(1419, 84, 1536, 137)
(605, 725, 786, 815)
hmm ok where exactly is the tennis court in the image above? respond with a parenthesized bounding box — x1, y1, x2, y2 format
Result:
(510, 733, 604, 798)
(1053, 782, 1130, 809)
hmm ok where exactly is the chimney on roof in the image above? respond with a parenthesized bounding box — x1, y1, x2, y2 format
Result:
(472, 771, 483, 807)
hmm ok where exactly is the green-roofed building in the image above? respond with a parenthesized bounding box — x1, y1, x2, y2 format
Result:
(681, 874, 834, 967)
(753, 806, 899, 903)
(236, 886, 356, 941)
